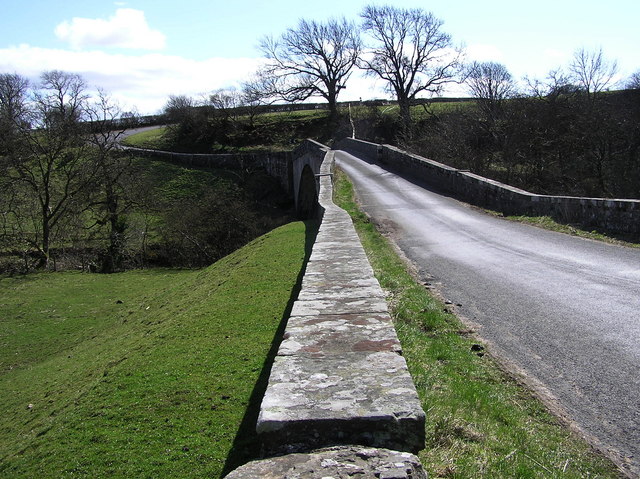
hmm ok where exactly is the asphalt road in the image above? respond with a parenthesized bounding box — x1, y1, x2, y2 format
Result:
(335, 149, 640, 477)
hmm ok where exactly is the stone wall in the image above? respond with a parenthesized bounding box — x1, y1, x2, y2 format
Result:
(336, 138, 640, 235)
(122, 146, 293, 194)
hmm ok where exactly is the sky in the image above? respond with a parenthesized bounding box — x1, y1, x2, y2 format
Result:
(1, 0, 638, 114)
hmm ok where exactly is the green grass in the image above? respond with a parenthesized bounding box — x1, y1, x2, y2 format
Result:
(0, 221, 311, 478)
(122, 127, 168, 149)
(257, 108, 330, 121)
(503, 214, 640, 248)
(134, 155, 239, 202)
(333, 168, 621, 478)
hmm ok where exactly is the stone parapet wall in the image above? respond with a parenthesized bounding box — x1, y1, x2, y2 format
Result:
(121, 146, 293, 194)
(257, 148, 426, 455)
(225, 142, 427, 477)
(336, 138, 640, 235)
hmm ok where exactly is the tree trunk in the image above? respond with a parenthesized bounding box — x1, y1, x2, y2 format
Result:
(101, 191, 125, 273)
(327, 88, 339, 123)
(398, 97, 413, 142)
(39, 207, 50, 269)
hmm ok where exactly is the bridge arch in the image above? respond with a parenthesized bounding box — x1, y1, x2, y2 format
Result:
(291, 140, 328, 218)
(296, 164, 318, 219)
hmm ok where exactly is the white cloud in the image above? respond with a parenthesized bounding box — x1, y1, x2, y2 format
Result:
(55, 8, 166, 51)
(0, 44, 262, 114)
(0, 43, 464, 116)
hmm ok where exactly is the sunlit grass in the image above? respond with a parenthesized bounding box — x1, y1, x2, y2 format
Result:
(504, 214, 640, 248)
(121, 127, 168, 149)
(0, 221, 310, 478)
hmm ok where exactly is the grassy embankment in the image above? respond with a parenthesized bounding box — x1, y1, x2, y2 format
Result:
(123, 109, 333, 153)
(122, 127, 169, 149)
(333, 167, 621, 478)
(0, 221, 312, 478)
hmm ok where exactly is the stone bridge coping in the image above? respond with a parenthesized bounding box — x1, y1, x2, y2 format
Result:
(254, 149, 426, 459)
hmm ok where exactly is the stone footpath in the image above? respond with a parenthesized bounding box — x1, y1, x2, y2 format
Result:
(226, 150, 427, 478)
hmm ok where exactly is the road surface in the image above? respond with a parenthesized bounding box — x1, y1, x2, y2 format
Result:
(336, 149, 640, 477)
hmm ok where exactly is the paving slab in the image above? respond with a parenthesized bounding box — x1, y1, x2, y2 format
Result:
(302, 267, 379, 280)
(297, 275, 385, 298)
(300, 274, 381, 290)
(304, 258, 375, 278)
(296, 286, 385, 301)
(308, 249, 370, 264)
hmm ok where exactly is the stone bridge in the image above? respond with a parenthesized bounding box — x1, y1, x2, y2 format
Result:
(227, 137, 640, 477)
(290, 140, 328, 218)
(124, 138, 640, 233)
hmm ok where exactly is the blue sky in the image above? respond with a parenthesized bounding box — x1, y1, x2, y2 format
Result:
(1, 0, 638, 114)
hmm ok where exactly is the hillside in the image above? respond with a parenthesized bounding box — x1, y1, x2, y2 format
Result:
(0, 221, 311, 478)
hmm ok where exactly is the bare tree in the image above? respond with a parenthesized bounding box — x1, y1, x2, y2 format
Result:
(240, 75, 279, 126)
(626, 70, 640, 90)
(525, 68, 580, 101)
(360, 5, 461, 132)
(5, 70, 93, 268)
(85, 90, 142, 272)
(163, 94, 207, 149)
(569, 47, 618, 100)
(0, 73, 30, 157)
(164, 94, 197, 123)
(0, 76, 31, 261)
(209, 88, 243, 120)
(259, 17, 361, 119)
(465, 61, 516, 120)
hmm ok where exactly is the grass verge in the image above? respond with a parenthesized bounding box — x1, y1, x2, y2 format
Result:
(333, 167, 622, 478)
(0, 221, 312, 478)
(502, 214, 640, 248)
(122, 127, 168, 149)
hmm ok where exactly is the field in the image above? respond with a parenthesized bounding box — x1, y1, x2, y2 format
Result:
(121, 127, 169, 149)
(0, 221, 311, 478)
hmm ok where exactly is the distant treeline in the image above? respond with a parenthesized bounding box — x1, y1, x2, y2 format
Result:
(138, 96, 473, 125)
(159, 86, 640, 200)
(400, 89, 640, 199)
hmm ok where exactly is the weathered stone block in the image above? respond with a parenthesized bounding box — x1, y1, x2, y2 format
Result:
(279, 313, 402, 357)
(296, 282, 385, 301)
(300, 274, 380, 291)
(257, 352, 425, 454)
(225, 445, 427, 479)
(290, 296, 389, 316)
(304, 257, 375, 278)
